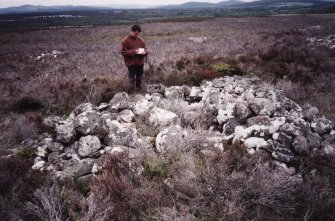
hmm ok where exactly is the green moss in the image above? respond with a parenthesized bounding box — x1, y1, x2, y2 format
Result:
(18, 147, 36, 158)
(211, 62, 237, 76)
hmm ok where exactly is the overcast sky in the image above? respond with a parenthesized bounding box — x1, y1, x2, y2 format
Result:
(0, 0, 256, 8)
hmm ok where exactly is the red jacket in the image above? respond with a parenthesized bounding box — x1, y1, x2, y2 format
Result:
(121, 33, 147, 67)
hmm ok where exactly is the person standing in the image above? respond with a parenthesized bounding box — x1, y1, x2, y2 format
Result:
(121, 24, 148, 92)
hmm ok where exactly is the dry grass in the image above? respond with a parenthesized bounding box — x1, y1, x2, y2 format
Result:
(1, 14, 335, 220)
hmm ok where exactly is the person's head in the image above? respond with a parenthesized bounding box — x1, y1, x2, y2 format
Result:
(130, 24, 141, 37)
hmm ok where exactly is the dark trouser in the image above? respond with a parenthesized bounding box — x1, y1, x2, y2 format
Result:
(128, 64, 144, 91)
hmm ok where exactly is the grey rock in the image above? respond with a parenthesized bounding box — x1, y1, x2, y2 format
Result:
(48, 151, 61, 164)
(74, 103, 97, 116)
(101, 111, 119, 122)
(246, 116, 270, 127)
(20, 138, 35, 148)
(118, 100, 134, 112)
(281, 98, 301, 112)
(132, 97, 153, 115)
(281, 123, 302, 137)
(223, 119, 239, 136)
(165, 86, 185, 100)
(97, 103, 111, 111)
(56, 119, 76, 144)
(292, 136, 309, 155)
(188, 86, 203, 102)
(43, 116, 64, 129)
(119, 109, 135, 123)
(147, 84, 165, 94)
(277, 132, 293, 146)
(217, 103, 236, 124)
(249, 97, 279, 116)
(32, 161, 45, 170)
(109, 92, 128, 106)
(311, 118, 334, 135)
(235, 101, 251, 123)
(272, 145, 295, 163)
(104, 127, 139, 148)
(183, 85, 191, 97)
(149, 107, 181, 129)
(63, 159, 95, 177)
(305, 106, 319, 122)
(306, 132, 322, 149)
(156, 125, 188, 153)
(259, 140, 276, 153)
(73, 110, 108, 138)
(46, 142, 64, 152)
(78, 135, 101, 157)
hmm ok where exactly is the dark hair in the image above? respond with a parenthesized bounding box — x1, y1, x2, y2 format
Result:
(131, 24, 141, 33)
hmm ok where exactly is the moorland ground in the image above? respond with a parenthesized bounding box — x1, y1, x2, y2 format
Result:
(1, 14, 334, 151)
(0, 13, 335, 220)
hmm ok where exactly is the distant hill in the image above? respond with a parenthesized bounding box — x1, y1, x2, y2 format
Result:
(0, 0, 334, 14)
(234, 0, 335, 8)
(0, 4, 110, 14)
(159, 0, 244, 9)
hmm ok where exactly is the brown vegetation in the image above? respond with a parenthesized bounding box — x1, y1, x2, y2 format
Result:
(1, 14, 335, 220)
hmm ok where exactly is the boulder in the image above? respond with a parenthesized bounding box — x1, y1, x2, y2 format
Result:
(32, 161, 45, 170)
(280, 123, 302, 137)
(104, 127, 139, 148)
(63, 159, 95, 177)
(147, 84, 165, 94)
(56, 119, 76, 144)
(223, 119, 239, 136)
(306, 132, 322, 149)
(244, 137, 268, 149)
(43, 116, 64, 129)
(272, 145, 295, 163)
(268, 117, 286, 134)
(46, 141, 64, 152)
(74, 103, 97, 116)
(311, 118, 334, 135)
(73, 110, 108, 138)
(235, 101, 251, 123)
(292, 136, 309, 155)
(78, 135, 101, 157)
(132, 98, 153, 115)
(217, 102, 236, 124)
(248, 97, 279, 116)
(109, 92, 128, 107)
(277, 132, 293, 146)
(188, 86, 203, 101)
(164, 86, 184, 100)
(156, 125, 188, 153)
(119, 109, 135, 123)
(149, 107, 181, 129)
(304, 105, 319, 122)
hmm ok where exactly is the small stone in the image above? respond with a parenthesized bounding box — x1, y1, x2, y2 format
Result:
(32, 161, 45, 170)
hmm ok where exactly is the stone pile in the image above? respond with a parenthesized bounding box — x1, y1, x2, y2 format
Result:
(307, 35, 335, 49)
(23, 76, 334, 180)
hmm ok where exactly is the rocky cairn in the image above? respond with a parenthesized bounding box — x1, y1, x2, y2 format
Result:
(21, 76, 334, 181)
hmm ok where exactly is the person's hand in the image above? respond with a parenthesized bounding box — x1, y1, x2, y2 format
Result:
(136, 48, 145, 55)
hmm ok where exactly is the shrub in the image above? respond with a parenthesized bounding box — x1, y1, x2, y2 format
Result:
(0, 157, 47, 220)
(211, 62, 237, 76)
(25, 184, 68, 221)
(18, 147, 36, 159)
(84, 153, 167, 220)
